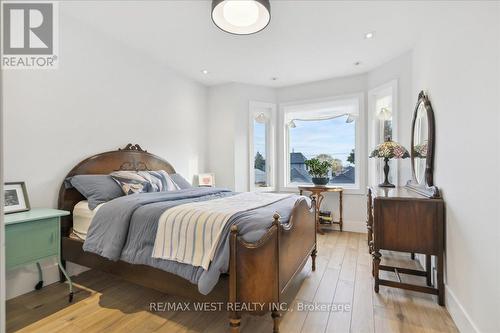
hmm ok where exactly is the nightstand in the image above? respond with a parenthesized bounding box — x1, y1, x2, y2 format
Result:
(5, 208, 74, 302)
(298, 185, 344, 234)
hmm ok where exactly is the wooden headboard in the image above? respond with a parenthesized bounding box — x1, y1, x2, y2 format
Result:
(57, 144, 176, 236)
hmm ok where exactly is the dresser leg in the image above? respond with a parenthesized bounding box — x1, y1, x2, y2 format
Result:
(437, 253, 445, 306)
(372, 250, 381, 293)
(311, 248, 317, 271)
(426, 254, 432, 287)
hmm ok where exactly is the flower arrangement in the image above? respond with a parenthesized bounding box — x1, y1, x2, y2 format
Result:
(369, 141, 410, 159)
(413, 141, 428, 158)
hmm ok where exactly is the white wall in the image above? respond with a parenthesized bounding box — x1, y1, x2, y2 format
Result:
(3, 13, 208, 299)
(276, 74, 368, 232)
(1, 68, 5, 332)
(207, 55, 414, 233)
(367, 51, 413, 185)
(411, 2, 500, 332)
(207, 83, 276, 191)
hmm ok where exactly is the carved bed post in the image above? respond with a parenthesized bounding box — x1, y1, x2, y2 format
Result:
(310, 196, 317, 271)
(272, 213, 281, 333)
(229, 225, 240, 333)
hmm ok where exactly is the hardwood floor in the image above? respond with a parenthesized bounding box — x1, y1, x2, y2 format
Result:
(6, 232, 458, 333)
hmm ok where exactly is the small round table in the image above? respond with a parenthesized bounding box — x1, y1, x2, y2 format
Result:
(298, 185, 344, 234)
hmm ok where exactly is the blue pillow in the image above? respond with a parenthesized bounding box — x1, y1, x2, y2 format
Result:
(171, 173, 192, 189)
(69, 175, 124, 209)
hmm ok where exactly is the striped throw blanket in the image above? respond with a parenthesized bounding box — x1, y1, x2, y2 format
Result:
(152, 192, 291, 269)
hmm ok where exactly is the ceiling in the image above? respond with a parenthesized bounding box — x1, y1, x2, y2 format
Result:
(64, 1, 430, 87)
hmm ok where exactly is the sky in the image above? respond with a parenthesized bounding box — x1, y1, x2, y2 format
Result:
(290, 116, 355, 164)
(254, 115, 356, 165)
(254, 121, 266, 158)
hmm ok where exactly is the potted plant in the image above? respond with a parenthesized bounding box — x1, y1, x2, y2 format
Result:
(304, 158, 331, 186)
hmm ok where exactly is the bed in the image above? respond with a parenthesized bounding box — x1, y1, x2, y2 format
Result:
(58, 144, 317, 333)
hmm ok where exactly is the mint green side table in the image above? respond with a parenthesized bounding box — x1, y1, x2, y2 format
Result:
(5, 208, 74, 302)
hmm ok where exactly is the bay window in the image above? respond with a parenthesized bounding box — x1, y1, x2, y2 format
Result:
(281, 95, 364, 190)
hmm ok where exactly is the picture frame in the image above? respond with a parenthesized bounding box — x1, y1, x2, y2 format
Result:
(198, 173, 215, 187)
(4, 182, 31, 214)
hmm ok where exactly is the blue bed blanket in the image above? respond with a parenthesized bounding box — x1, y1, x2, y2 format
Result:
(83, 187, 302, 294)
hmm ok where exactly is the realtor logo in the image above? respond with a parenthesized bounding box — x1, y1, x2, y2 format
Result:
(1, 1, 58, 69)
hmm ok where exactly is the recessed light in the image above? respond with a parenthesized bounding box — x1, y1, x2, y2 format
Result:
(201, 69, 209, 75)
(364, 31, 375, 39)
(354, 61, 361, 66)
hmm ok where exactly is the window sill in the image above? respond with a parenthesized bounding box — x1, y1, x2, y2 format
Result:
(278, 185, 366, 196)
(251, 186, 277, 193)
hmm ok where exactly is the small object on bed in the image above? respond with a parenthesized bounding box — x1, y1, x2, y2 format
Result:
(110, 170, 179, 194)
(68, 175, 124, 210)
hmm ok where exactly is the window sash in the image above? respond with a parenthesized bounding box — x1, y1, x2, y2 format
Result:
(248, 101, 276, 191)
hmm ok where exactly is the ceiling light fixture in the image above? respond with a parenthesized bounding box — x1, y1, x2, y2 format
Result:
(354, 61, 361, 66)
(201, 69, 209, 74)
(364, 31, 375, 39)
(212, 0, 271, 35)
(377, 107, 392, 120)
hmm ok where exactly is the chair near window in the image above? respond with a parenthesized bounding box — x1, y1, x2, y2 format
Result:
(298, 185, 343, 234)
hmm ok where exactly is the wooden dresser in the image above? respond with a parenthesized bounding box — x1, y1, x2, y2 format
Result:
(367, 186, 445, 305)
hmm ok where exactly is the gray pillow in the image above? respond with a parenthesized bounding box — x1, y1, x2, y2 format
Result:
(171, 173, 192, 189)
(69, 175, 124, 209)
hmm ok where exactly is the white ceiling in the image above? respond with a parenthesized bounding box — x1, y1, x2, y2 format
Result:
(64, 1, 431, 87)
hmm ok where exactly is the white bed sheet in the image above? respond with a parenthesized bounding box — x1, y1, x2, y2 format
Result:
(72, 200, 104, 240)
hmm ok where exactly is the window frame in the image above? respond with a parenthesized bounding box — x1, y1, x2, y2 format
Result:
(248, 101, 277, 192)
(368, 80, 399, 186)
(278, 93, 366, 194)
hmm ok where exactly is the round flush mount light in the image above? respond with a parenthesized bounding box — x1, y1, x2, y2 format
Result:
(201, 69, 209, 74)
(364, 31, 375, 39)
(212, 0, 271, 35)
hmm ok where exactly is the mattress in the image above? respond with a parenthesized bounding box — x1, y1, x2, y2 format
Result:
(72, 200, 104, 240)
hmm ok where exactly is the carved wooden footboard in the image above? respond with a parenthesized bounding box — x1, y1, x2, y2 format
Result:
(58, 145, 317, 333)
(229, 197, 316, 332)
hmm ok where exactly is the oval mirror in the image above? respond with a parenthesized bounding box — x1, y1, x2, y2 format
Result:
(406, 91, 440, 198)
(413, 102, 429, 184)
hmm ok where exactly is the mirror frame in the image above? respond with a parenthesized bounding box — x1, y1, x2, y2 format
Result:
(406, 91, 440, 198)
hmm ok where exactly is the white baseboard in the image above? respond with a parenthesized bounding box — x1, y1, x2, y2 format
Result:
(446, 285, 480, 333)
(339, 220, 367, 233)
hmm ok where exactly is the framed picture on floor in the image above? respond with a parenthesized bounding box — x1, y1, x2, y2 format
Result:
(198, 173, 215, 187)
(4, 182, 30, 214)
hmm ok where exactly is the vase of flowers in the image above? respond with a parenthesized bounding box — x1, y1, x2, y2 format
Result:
(369, 139, 410, 188)
(304, 158, 331, 185)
